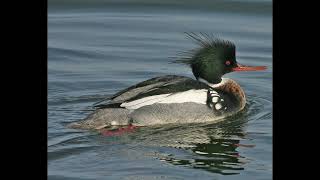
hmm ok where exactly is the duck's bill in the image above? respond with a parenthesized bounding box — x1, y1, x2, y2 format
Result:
(232, 63, 267, 72)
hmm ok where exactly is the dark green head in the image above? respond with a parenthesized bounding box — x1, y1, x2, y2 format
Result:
(173, 33, 266, 84)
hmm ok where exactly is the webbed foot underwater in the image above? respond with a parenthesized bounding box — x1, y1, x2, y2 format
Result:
(68, 33, 266, 130)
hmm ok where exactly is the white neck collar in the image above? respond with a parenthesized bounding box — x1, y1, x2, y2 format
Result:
(198, 77, 227, 88)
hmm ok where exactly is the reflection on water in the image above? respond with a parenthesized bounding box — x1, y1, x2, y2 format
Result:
(150, 114, 248, 175)
(93, 105, 256, 176)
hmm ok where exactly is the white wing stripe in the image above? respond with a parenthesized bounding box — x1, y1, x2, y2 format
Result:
(121, 89, 215, 110)
(120, 94, 171, 109)
(158, 89, 208, 104)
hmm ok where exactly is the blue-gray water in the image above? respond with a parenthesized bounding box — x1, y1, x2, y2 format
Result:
(48, 0, 272, 179)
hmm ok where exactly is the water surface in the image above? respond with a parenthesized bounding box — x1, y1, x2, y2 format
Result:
(48, 0, 272, 179)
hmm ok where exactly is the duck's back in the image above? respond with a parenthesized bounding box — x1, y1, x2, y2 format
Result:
(94, 75, 210, 109)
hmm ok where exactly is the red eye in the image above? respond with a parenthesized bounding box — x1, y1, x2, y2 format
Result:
(225, 60, 231, 65)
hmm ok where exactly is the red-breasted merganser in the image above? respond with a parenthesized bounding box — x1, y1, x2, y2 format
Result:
(68, 33, 267, 131)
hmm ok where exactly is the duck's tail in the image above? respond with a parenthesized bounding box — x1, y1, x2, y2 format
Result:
(67, 108, 131, 130)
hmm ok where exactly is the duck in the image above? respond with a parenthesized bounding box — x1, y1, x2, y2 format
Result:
(68, 33, 267, 131)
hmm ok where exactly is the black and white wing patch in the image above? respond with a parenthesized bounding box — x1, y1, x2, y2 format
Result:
(120, 89, 208, 110)
(206, 89, 228, 115)
(93, 75, 210, 109)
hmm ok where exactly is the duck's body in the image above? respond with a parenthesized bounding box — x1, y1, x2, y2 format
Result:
(68, 33, 266, 130)
(68, 75, 246, 129)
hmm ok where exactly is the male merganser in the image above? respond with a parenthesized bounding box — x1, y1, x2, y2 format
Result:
(68, 33, 266, 131)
